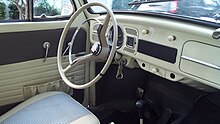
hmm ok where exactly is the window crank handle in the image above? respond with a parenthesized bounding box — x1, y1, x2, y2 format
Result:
(43, 42, 50, 62)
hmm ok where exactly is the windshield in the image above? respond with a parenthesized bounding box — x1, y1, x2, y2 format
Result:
(87, 0, 220, 24)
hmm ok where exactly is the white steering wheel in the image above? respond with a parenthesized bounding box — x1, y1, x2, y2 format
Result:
(57, 2, 118, 89)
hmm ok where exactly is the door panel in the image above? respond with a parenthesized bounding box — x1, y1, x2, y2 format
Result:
(0, 57, 85, 106)
(0, 18, 89, 106)
(0, 28, 86, 65)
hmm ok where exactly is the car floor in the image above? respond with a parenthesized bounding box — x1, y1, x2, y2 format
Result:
(93, 63, 213, 124)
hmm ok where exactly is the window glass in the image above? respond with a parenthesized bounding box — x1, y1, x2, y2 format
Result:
(0, 0, 75, 21)
(0, 0, 28, 20)
(87, 0, 220, 24)
(33, 0, 75, 18)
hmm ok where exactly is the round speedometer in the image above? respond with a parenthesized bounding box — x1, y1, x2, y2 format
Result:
(107, 25, 124, 49)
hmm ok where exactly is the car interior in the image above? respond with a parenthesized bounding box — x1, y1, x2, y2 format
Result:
(0, 0, 220, 124)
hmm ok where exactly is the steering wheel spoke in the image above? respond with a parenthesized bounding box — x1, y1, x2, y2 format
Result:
(97, 13, 111, 47)
(63, 53, 97, 73)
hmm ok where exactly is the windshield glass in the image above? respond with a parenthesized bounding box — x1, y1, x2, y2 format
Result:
(87, 0, 220, 24)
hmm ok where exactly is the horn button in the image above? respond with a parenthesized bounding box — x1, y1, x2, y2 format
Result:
(91, 42, 102, 55)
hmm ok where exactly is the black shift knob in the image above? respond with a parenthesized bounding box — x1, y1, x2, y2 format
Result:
(136, 100, 148, 119)
(136, 100, 147, 109)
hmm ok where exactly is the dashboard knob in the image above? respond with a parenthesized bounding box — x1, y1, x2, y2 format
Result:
(168, 35, 176, 42)
(152, 68, 159, 74)
(142, 29, 149, 35)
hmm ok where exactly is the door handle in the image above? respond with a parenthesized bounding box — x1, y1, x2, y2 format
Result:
(43, 42, 50, 62)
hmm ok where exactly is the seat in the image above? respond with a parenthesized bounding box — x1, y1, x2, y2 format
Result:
(0, 91, 100, 124)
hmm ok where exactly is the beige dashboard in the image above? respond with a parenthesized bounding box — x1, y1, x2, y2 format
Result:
(90, 14, 220, 91)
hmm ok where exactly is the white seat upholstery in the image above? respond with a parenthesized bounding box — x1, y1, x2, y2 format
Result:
(0, 91, 100, 124)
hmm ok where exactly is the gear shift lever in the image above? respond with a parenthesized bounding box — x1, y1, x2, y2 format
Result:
(136, 100, 148, 124)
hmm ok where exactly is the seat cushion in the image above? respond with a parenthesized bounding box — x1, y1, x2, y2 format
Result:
(0, 91, 99, 124)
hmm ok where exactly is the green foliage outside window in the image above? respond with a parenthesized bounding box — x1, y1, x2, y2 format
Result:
(7, 0, 28, 19)
(0, 2, 6, 20)
(0, 0, 68, 21)
(8, 3, 20, 19)
(112, 0, 133, 10)
(34, 0, 60, 16)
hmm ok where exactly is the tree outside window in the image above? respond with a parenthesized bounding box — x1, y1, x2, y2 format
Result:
(0, 0, 73, 21)
(0, 2, 6, 20)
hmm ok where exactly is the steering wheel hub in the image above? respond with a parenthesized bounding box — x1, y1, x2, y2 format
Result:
(91, 42, 102, 56)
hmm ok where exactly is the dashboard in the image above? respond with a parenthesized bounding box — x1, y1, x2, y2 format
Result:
(90, 14, 220, 91)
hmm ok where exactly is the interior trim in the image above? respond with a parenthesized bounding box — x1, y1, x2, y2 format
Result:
(113, 12, 220, 28)
(0, 57, 85, 106)
(181, 56, 220, 71)
(0, 28, 86, 65)
(138, 39, 177, 64)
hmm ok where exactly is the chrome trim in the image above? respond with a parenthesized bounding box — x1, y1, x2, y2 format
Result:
(181, 56, 220, 71)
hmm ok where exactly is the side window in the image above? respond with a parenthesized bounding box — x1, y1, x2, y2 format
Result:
(0, 0, 28, 20)
(0, 0, 75, 21)
(33, 0, 75, 18)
